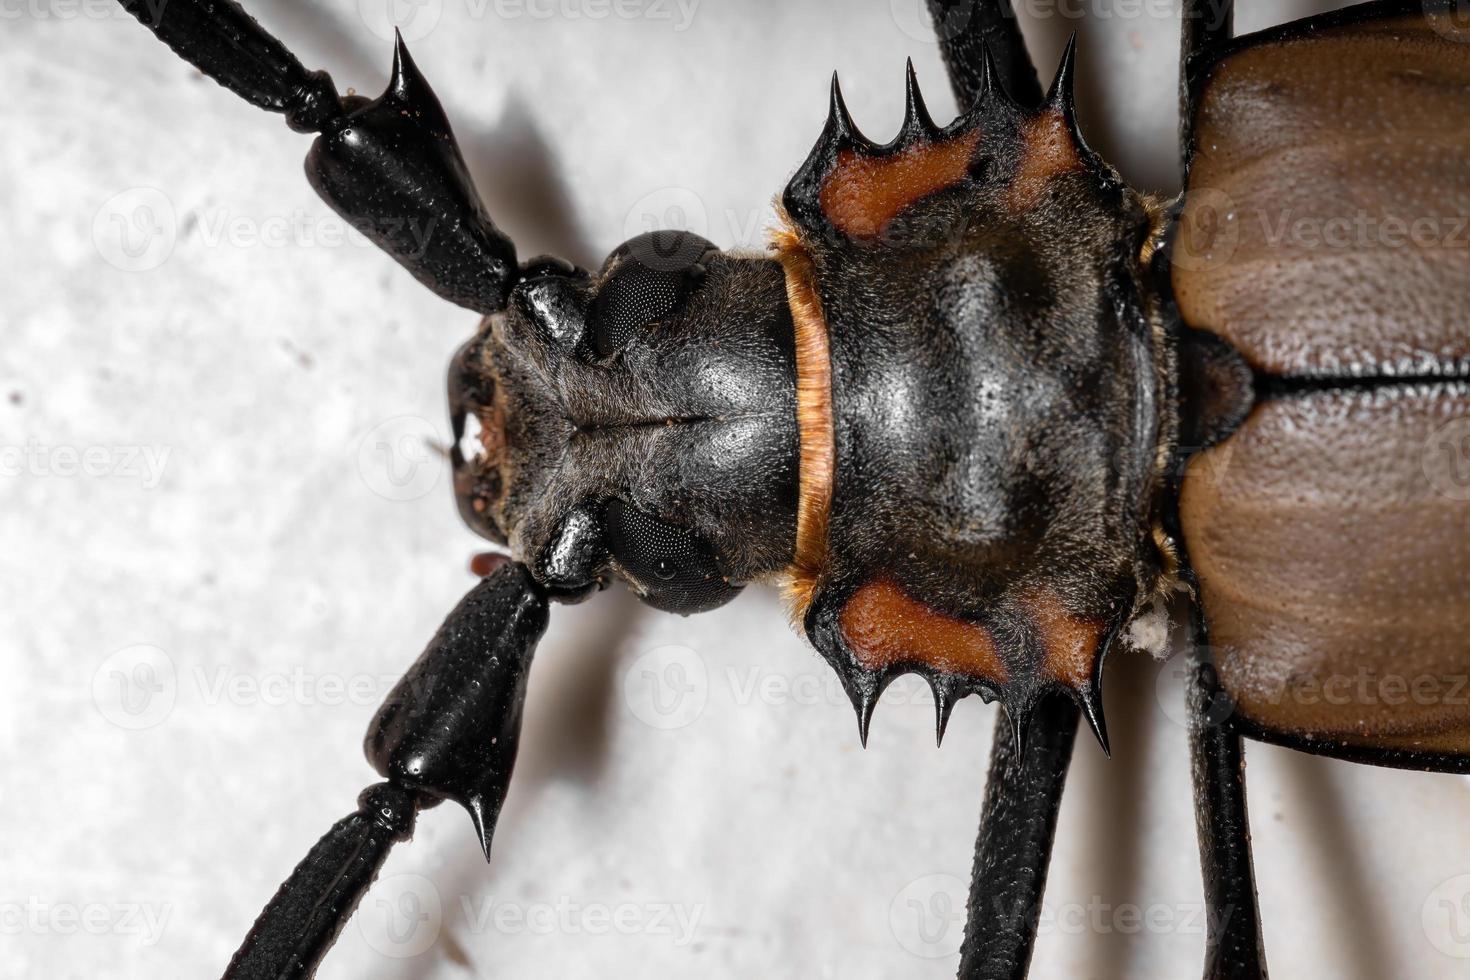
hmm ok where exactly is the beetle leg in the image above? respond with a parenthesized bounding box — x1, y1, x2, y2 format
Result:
(225, 561, 548, 980)
(114, 0, 520, 314)
(223, 782, 417, 980)
(958, 694, 1080, 980)
(925, 0, 1043, 109)
(1188, 626, 1269, 980)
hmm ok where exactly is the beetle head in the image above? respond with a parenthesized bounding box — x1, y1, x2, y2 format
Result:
(451, 231, 801, 611)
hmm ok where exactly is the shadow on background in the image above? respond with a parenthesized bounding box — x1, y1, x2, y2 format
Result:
(1271, 751, 1398, 980)
(1072, 646, 1153, 979)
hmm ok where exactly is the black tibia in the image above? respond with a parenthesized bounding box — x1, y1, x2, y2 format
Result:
(224, 783, 417, 980)
(223, 563, 548, 980)
(1188, 641, 1268, 980)
(926, 0, 1042, 108)
(115, 0, 519, 314)
(366, 560, 549, 859)
(959, 696, 1079, 980)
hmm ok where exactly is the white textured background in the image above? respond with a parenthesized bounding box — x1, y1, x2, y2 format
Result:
(4, 1, 1470, 977)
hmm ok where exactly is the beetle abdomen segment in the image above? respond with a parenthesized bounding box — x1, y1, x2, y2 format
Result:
(1181, 383, 1470, 757)
(1174, 10, 1470, 378)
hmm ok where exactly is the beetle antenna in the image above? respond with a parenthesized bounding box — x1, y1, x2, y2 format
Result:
(902, 58, 938, 139)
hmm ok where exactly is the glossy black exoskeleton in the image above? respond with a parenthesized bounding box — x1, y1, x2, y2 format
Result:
(81, 1, 1470, 978)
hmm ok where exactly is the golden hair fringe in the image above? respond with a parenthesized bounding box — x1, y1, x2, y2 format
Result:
(770, 214, 834, 623)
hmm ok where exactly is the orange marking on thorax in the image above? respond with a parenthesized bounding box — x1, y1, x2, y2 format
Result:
(1008, 110, 1085, 210)
(1025, 588, 1104, 689)
(819, 131, 982, 239)
(839, 578, 1009, 684)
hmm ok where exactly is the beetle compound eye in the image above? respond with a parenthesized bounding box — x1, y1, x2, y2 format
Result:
(604, 499, 743, 614)
(588, 230, 716, 358)
(588, 258, 705, 358)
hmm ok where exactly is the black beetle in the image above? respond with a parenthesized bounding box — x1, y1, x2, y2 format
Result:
(15, 1, 1470, 978)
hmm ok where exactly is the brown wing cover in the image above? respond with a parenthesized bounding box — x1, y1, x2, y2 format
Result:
(1173, 13, 1470, 378)
(1180, 384, 1470, 754)
(1178, 8, 1470, 762)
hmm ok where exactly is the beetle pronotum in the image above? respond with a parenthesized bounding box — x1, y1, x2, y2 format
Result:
(11, 1, 1470, 980)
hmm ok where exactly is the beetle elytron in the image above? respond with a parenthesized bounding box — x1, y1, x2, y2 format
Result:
(87, 0, 1470, 976)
